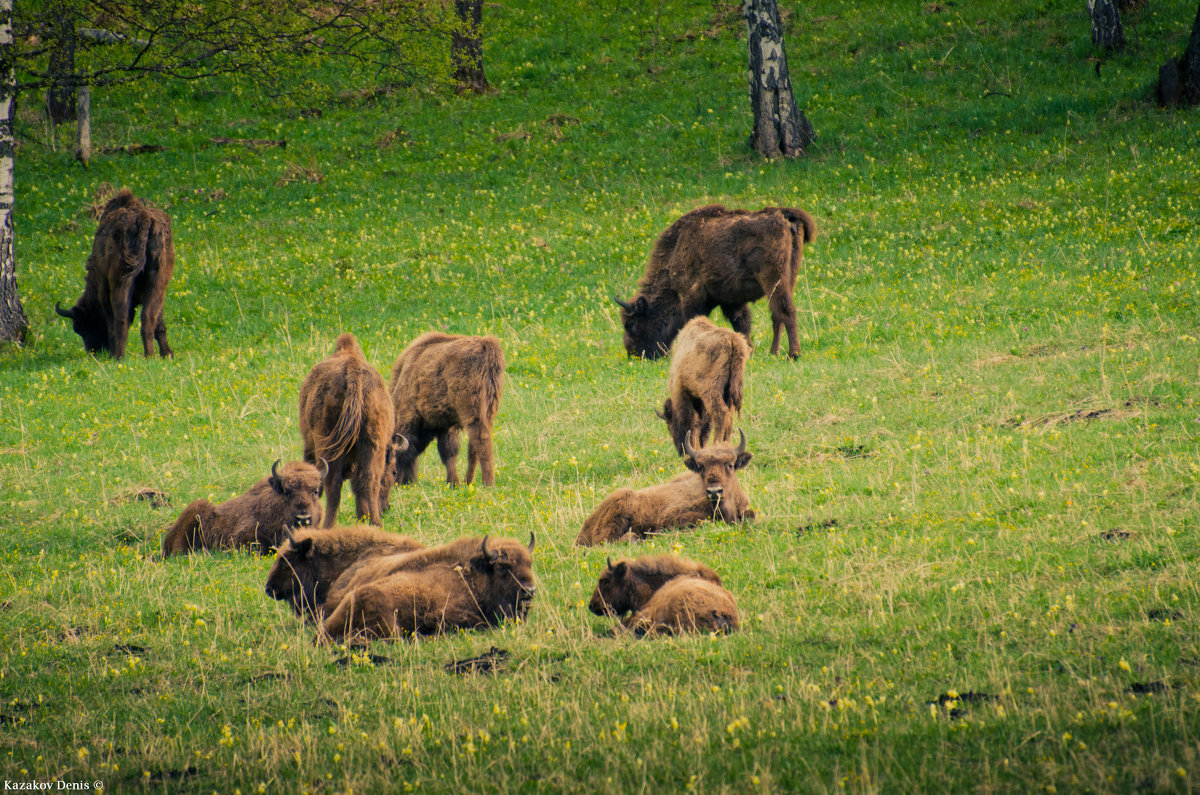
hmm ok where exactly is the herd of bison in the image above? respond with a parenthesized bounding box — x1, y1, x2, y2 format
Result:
(57, 188, 817, 643)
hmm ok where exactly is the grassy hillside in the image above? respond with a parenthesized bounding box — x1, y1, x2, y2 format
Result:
(2, 0, 1198, 791)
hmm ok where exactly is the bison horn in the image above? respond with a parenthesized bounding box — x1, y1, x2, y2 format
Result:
(735, 428, 747, 456)
(606, 556, 614, 571)
(481, 534, 499, 563)
(316, 456, 329, 480)
(271, 459, 282, 480)
(527, 532, 536, 552)
(654, 406, 667, 421)
(55, 301, 74, 319)
(394, 434, 410, 453)
(682, 432, 698, 460)
(612, 295, 634, 312)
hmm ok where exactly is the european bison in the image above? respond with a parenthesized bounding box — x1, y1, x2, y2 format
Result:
(627, 577, 740, 636)
(615, 204, 817, 359)
(56, 188, 176, 359)
(299, 333, 406, 527)
(263, 525, 425, 618)
(162, 459, 325, 558)
(656, 316, 750, 454)
(588, 554, 722, 617)
(575, 431, 755, 546)
(319, 534, 537, 642)
(389, 332, 505, 487)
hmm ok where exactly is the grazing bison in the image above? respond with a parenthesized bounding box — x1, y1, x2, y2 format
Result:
(299, 333, 406, 527)
(627, 577, 740, 636)
(56, 188, 175, 359)
(162, 460, 325, 558)
(588, 555, 722, 617)
(389, 332, 505, 487)
(575, 431, 755, 546)
(656, 316, 750, 454)
(320, 534, 537, 642)
(615, 204, 817, 359)
(263, 525, 425, 618)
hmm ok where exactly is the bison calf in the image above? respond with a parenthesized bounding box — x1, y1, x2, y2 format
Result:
(56, 188, 175, 359)
(616, 204, 816, 359)
(657, 316, 750, 454)
(389, 332, 505, 487)
(320, 534, 536, 642)
(588, 555, 722, 617)
(162, 460, 324, 557)
(264, 525, 425, 618)
(575, 432, 755, 546)
(588, 554, 738, 636)
(299, 333, 406, 527)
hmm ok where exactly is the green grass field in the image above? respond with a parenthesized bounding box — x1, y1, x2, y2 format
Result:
(2, 1, 1199, 791)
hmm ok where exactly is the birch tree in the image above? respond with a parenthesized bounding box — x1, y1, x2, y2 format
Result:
(742, 0, 814, 158)
(0, 0, 27, 344)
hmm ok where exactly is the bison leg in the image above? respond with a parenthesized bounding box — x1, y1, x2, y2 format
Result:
(766, 281, 800, 358)
(140, 290, 172, 357)
(464, 421, 495, 486)
(322, 460, 345, 529)
(437, 430, 461, 486)
(351, 449, 384, 526)
(106, 281, 134, 359)
(720, 304, 754, 351)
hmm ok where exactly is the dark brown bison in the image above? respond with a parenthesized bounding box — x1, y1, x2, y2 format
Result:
(627, 577, 740, 636)
(615, 204, 816, 359)
(263, 525, 425, 618)
(319, 534, 537, 642)
(389, 332, 505, 487)
(56, 188, 175, 359)
(575, 432, 755, 546)
(299, 333, 407, 527)
(588, 555, 722, 617)
(656, 316, 750, 454)
(162, 459, 325, 557)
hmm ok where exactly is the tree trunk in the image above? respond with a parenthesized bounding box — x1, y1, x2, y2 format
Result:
(0, 0, 29, 345)
(46, 5, 77, 123)
(742, 0, 814, 158)
(451, 0, 489, 94)
(1088, 0, 1126, 51)
(75, 85, 91, 165)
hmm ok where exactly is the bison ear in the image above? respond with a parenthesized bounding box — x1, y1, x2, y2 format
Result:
(682, 454, 701, 473)
(612, 561, 628, 578)
(735, 451, 753, 469)
(293, 537, 314, 558)
(634, 296, 650, 316)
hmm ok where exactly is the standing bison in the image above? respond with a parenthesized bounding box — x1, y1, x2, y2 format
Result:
(319, 534, 537, 642)
(656, 316, 750, 454)
(615, 204, 816, 359)
(264, 525, 425, 618)
(162, 459, 325, 557)
(299, 333, 406, 527)
(575, 431, 755, 546)
(589, 555, 739, 636)
(56, 188, 175, 359)
(389, 332, 505, 487)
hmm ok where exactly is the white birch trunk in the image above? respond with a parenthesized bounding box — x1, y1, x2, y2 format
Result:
(742, 0, 814, 158)
(76, 85, 91, 165)
(0, 0, 29, 344)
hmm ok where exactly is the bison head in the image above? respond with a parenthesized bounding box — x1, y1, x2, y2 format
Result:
(682, 430, 752, 521)
(614, 295, 677, 360)
(55, 301, 108, 354)
(264, 533, 319, 617)
(269, 459, 326, 529)
(589, 558, 653, 617)
(464, 534, 537, 625)
(377, 433, 409, 513)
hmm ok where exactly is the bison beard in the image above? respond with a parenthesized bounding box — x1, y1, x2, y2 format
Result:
(56, 188, 175, 359)
(616, 204, 816, 360)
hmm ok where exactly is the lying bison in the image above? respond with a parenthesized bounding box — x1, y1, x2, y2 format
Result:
(389, 332, 505, 487)
(575, 431, 755, 546)
(264, 525, 425, 618)
(588, 555, 722, 617)
(320, 534, 537, 642)
(589, 555, 738, 635)
(162, 459, 325, 557)
(56, 189, 176, 359)
(615, 204, 816, 359)
(299, 333, 406, 527)
(656, 316, 750, 454)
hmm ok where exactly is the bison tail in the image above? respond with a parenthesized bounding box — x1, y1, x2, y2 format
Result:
(782, 208, 817, 244)
(725, 339, 748, 413)
(478, 339, 506, 423)
(323, 364, 368, 463)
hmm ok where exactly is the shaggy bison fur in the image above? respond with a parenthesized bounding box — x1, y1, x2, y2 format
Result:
(627, 577, 740, 636)
(319, 534, 537, 642)
(389, 332, 505, 487)
(615, 204, 816, 359)
(657, 316, 750, 454)
(56, 188, 175, 359)
(588, 555, 722, 617)
(162, 460, 324, 557)
(575, 431, 755, 546)
(263, 525, 425, 618)
(299, 333, 406, 527)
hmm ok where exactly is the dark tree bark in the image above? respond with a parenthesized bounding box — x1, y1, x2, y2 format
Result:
(451, 0, 488, 94)
(1088, 0, 1126, 51)
(1158, 4, 1200, 106)
(45, 5, 76, 123)
(742, 0, 814, 158)
(1, 0, 29, 345)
